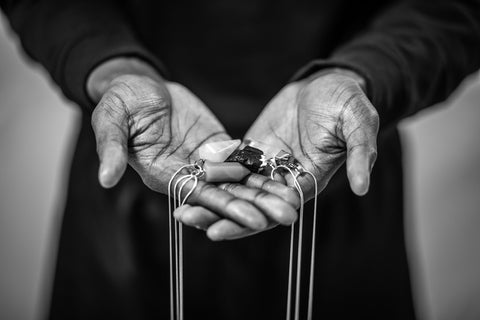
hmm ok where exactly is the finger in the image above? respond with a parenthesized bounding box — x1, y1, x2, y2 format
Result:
(217, 183, 297, 225)
(173, 204, 220, 230)
(346, 144, 374, 195)
(272, 171, 287, 185)
(91, 103, 129, 188)
(207, 219, 278, 241)
(242, 174, 300, 208)
(343, 102, 379, 196)
(180, 180, 269, 231)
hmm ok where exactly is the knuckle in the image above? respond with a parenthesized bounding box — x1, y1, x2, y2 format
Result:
(197, 182, 215, 193)
(223, 197, 241, 211)
(253, 189, 270, 203)
(194, 183, 218, 203)
(218, 183, 238, 193)
(347, 142, 367, 153)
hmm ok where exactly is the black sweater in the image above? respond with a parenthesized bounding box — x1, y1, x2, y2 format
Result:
(2, 0, 479, 131)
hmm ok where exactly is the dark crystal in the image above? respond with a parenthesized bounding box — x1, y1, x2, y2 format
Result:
(225, 146, 264, 173)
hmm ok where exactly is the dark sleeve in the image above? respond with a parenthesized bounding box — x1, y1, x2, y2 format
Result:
(0, 0, 167, 111)
(293, 0, 480, 128)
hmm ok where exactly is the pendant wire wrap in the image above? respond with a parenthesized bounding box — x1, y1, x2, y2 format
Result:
(168, 164, 202, 320)
(272, 165, 318, 320)
(167, 157, 318, 320)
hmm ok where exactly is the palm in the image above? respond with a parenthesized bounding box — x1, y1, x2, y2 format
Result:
(246, 73, 379, 199)
(91, 74, 300, 239)
(124, 81, 229, 194)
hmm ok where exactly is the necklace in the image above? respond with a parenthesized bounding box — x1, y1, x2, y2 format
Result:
(168, 139, 319, 320)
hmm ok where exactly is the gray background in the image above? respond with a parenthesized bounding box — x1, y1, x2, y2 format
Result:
(1, 14, 479, 320)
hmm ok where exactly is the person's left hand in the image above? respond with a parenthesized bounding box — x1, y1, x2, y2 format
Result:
(178, 68, 379, 240)
(245, 68, 380, 200)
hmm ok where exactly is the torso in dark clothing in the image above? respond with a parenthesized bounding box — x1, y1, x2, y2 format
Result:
(48, 1, 415, 319)
(123, 0, 391, 132)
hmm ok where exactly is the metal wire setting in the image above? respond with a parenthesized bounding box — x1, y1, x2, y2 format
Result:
(168, 162, 205, 320)
(167, 154, 318, 320)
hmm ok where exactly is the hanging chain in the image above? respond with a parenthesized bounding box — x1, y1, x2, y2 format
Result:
(167, 152, 318, 320)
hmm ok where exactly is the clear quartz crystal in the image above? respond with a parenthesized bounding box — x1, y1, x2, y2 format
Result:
(199, 139, 242, 162)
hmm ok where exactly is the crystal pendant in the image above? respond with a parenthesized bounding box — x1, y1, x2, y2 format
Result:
(199, 139, 242, 162)
(203, 161, 250, 182)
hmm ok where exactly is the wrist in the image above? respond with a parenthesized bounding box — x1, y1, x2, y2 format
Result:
(306, 67, 367, 92)
(87, 57, 165, 102)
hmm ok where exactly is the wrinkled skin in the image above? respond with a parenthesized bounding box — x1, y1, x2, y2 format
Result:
(89, 58, 380, 240)
(176, 69, 380, 239)
(246, 70, 380, 199)
(92, 75, 227, 193)
(90, 73, 300, 240)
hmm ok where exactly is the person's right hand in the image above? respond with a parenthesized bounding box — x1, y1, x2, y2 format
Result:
(88, 58, 300, 240)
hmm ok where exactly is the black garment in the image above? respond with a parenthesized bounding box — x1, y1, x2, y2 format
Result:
(1, 0, 480, 319)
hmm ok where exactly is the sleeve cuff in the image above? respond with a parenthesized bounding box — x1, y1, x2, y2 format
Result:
(62, 31, 168, 112)
(290, 45, 408, 126)
(291, 59, 377, 105)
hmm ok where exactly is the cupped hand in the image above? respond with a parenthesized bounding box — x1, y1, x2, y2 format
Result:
(182, 69, 379, 240)
(88, 62, 299, 240)
(244, 68, 380, 201)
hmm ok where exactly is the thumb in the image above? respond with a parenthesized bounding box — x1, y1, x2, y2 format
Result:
(91, 98, 129, 188)
(343, 97, 379, 196)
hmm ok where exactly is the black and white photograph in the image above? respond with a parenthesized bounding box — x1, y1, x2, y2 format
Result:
(0, 1, 479, 319)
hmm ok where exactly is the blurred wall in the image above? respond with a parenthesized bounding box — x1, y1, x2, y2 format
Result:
(0, 16, 80, 320)
(401, 74, 480, 320)
(0, 13, 479, 320)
